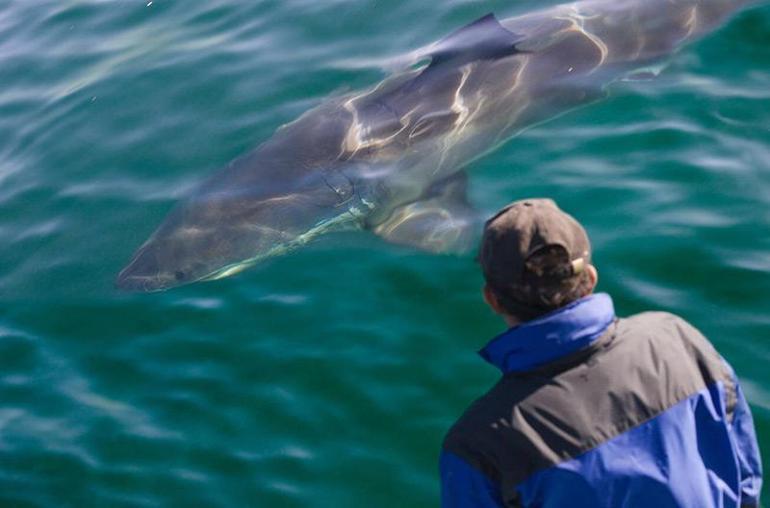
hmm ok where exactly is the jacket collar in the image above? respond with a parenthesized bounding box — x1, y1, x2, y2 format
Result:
(479, 293, 615, 374)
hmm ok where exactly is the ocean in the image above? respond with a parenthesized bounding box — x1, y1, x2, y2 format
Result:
(1, 0, 768, 505)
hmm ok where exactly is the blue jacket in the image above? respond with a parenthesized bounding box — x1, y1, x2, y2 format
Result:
(440, 294, 762, 507)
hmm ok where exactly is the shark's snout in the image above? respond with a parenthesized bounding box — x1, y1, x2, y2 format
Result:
(115, 243, 179, 292)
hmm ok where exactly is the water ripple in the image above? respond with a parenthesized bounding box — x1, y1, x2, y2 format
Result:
(0, 0, 769, 506)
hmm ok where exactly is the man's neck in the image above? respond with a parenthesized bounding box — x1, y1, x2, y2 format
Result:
(502, 315, 521, 328)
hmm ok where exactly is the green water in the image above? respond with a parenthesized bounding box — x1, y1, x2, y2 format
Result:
(1, 0, 769, 506)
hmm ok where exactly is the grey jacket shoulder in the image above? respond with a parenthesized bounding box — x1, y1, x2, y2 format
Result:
(619, 311, 731, 385)
(622, 310, 708, 341)
(617, 310, 736, 415)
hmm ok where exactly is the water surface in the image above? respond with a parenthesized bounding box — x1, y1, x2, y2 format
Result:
(1, 0, 769, 506)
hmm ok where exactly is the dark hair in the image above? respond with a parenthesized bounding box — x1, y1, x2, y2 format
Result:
(486, 245, 593, 321)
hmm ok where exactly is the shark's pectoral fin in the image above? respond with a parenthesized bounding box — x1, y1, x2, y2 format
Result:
(373, 171, 478, 254)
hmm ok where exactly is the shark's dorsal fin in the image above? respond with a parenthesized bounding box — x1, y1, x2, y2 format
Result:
(427, 13, 526, 69)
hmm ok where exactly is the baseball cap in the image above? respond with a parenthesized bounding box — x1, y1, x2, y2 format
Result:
(479, 198, 591, 312)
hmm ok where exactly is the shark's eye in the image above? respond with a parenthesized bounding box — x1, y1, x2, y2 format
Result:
(175, 271, 186, 281)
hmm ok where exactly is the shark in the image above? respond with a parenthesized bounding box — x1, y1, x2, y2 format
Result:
(116, 0, 751, 291)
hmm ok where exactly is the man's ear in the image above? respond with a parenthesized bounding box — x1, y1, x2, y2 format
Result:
(585, 264, 599, 295)
(484, 284, 521, 327)
(483, 284, 506, 315)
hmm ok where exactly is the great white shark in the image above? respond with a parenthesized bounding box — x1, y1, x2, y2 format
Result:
(117, 0, 752, 291)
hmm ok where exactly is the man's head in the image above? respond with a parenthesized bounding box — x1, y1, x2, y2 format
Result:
(478, 198, 598, 325)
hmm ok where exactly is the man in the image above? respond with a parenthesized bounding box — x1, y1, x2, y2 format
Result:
(440, 198, 763, 507)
